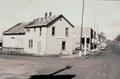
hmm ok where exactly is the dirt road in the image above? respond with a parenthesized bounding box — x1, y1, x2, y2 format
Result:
(0, 43, 120, 79)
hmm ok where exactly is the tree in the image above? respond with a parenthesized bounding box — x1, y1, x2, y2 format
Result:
(99, 32, 106, 43)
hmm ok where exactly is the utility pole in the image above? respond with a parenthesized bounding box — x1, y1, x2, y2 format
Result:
(79, 0, 85, 57)
(93, 16, 96, 50)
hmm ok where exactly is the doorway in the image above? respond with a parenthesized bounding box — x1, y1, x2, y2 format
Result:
(62, 41, 66, 50)
(37, 41, 41, 53)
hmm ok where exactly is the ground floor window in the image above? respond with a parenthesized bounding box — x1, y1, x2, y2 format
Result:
(0, 43, 2, 47)
(94, 44, 97, 49)
(87, 38, 90, 44)
(62, 41, 66, 50)
(81, 38, 85, 44)
(29, 40, 33, 48)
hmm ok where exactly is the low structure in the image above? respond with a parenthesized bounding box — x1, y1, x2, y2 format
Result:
(3, 23, 26, 53)
(73, 27, 100, 55)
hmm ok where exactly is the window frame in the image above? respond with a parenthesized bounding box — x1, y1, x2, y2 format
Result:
(29, 39, 33, 48)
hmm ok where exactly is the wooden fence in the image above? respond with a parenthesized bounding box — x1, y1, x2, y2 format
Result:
(2, 47, 24, 53)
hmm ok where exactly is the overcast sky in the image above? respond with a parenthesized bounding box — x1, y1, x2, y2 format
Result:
(0, 0, 120, 40)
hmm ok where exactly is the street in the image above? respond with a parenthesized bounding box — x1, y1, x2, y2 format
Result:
(0, 43, 120, 79)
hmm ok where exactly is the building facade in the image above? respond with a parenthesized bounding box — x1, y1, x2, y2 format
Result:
(3, 12, 101, 56)
(73, 27, 100, 55)
(3, 13, 75, 56)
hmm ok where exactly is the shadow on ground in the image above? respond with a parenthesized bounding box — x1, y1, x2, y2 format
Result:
(28, 75, 76, 79)
(28, 65, 76, 79)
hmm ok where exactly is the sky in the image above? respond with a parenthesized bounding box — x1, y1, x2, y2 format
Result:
(0, 0, 120, 40)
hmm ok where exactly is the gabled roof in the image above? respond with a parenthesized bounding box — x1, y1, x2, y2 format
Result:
(3, 14, 75, 35)
(25, 15, 75, 28)
(3, 23, 26, 35)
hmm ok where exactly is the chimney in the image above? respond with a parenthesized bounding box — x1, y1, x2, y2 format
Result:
(45, 12, 47, 19)
(40, 17, 43, 23)
(49, 12, 52, 17)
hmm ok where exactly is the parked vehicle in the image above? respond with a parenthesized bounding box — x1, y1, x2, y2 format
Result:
(72, 47, 80, 54)
(100, 43, 107, 50)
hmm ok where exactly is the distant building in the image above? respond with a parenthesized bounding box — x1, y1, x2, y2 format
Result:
(73, 27, 100, 55)
(0, 38, 3, 49)
(3, 12, 75, 56)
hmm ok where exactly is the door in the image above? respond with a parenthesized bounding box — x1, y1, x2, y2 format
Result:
(62, 41, 66, 50)
(37, 41, 41, 53)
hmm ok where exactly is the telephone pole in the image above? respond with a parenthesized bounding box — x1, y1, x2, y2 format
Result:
(79, 0, 85, 57)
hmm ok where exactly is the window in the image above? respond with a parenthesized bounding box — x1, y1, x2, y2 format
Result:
(86, 38, 90, 43)
(81, 38, 85, 44)
(60, 18, 62, 21)
(62, 41, 66, 50)
(52, 27, 55, 36)
(81, 38, 85, 48)
(91, 29, 93, 38)
(65, 28, 68, 36)
(91, 43, 93, 50)
(29, 40, 33, 48)
(34, 28, 36, 32)
(94, 44, 97, 49)
(40, 27, 42, 36)
(11, 37, 15, 39)
(26, 28, 30, 32)
(94, 32, 96, 38)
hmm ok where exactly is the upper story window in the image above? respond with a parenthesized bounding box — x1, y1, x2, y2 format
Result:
(11, 37, 15, 39)
(52, 27, 55, 36)
(40, 27, 42, 36)
(26, 28, 30, 32)
(34, 28, 36, 32)
(65, 28, 68, 36)
(91, 29, 93, 38)
(94, 32, 96, 38)
(60, 18, 62, 21)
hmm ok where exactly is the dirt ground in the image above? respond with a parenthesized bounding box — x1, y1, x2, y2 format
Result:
(0, 43, 120, 79)
(0, 53, 119, 79)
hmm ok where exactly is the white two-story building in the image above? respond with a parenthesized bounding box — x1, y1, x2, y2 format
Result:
(3, 12, 75, 56)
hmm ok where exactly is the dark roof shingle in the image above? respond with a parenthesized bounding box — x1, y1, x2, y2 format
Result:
(25, 15, 75, 28)
(3, 23, 26, 35)
(26, 15, 57, 28)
